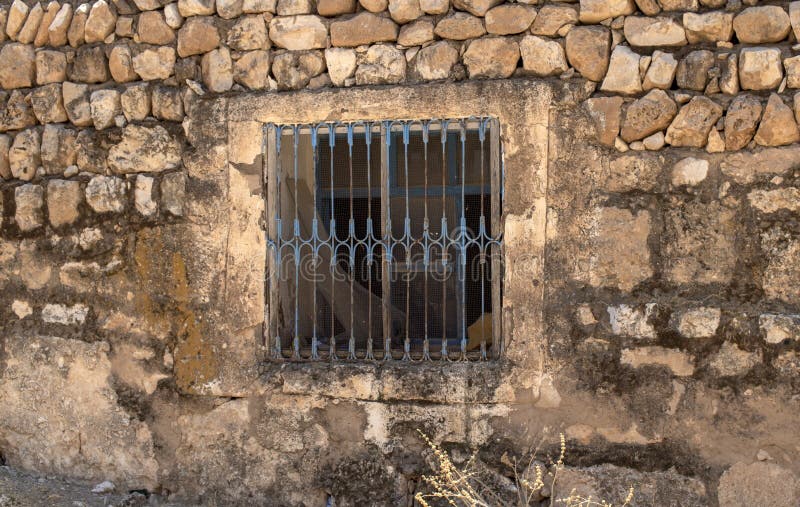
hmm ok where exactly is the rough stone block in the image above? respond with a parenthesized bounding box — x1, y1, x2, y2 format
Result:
(47, 179, 83, 227)
(85, 175, 127, 213)
(15, 184, 45, 232)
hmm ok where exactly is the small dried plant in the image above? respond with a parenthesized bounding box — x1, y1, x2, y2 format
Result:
(414, 431, 634, 507)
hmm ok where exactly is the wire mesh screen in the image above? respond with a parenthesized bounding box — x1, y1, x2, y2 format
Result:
(264, 118, 503, 361)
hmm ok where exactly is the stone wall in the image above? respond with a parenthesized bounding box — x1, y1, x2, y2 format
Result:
(0, 0, 799, 505)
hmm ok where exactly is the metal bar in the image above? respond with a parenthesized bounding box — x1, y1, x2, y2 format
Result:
(440, 120, 448, 360)
(266, 124, 281, 360)
(458, 121, 467, 360)
(381, 121, 392, 361)
(329, 124, 337, 361)
(490, 118, 502, 358)
(402, 122, 411, 361)
(365, 123, 375, 360)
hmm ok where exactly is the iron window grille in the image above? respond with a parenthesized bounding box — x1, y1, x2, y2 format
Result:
(263, 117, 503, 362)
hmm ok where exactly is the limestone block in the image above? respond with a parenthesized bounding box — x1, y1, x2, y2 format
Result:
(178, 0, 216, 16)
(14, 184, 44, 231)
(623, 16, 687, 47)
(419, 0, 447, 14)
(434, 12, 485, 40)
(683, 11, 732, 43)
(277, 0, 314, 15)
(0, 43, 35, 89)
(759, 313, 800, 344)
(121, 84, 151, 121)
(355, 44, 406, 85)
(462, 37, 518, 79)
(670, 157, 708, 187)
(16, 3, 43, 44)
(269, 15, 327, 50)
(452, 0, 502, 17)
(75, 129, 108, 173)
(48, 3, 73, 46)
(565, 25, 610, 82)
(620, 89, 677, 142)
(519, 35, 568, 77)
(62, 82, 93, 127)
(137, 11, 176, 44)
(228, 15, 269, 50)
(6, 0, 29, 40)
(675, 49, 714, 91)
(47, 179, 83, 227)
(85, 175, 127, 213)
(36, 50, 68, 85)
(360, 0, 389, 12)
(600, 45, 641, 95)
(317, 0, 356, 16)
(581, 208, 652, 291)
(718, 462, 799, 507)
(9, 128, 41, 181)
(161, 171, 187, 216)
(719, 52, 739, 95)
(217, 0, 244, 18)
(642, 50, 677, 90)
(31, 83, 68, 124)
(69, 46, 110, 83)
(412, 41, 458, 81)
(0, 134, 11, 179)
(659, 0, 697, 11)
(584, 96, 622, 146)
(107, 125, 181, 174)
(485, 4, 537, 35)
(674, 307, 720, 338)
(244, 0, 277, 11)
(724, 94, 761, 150)
(109, 45, 139, 83)
(0, 90, 37, 132)
(792, 1, 800, 41)
(271, 50, 325, 89)
(532, 5, 577, 37)
(132, 47, 177, 81)
(754, 93, 800, 147)
(609, 304, 656, 338)
(738, 47, 783, 91)
(748, 187, 800, 215)
(579, 0, 635, 24)
(35, 1, 60, 47)
(665, 96, 723, 147)
(164, 3, 184, 28)
(620, 346, 694, 376)
(784, 55, 800, 88)
(733, 6, 791, 44)
(116, 15, 134, 37)
(324, 47, 356, 86)
(41, 124, 78, 174)
(84, 0, 117, 44)
(90, 89, 122, 130)
(605, 153, 662, 191)
(398, 19, 434, 46)
(234, 50, 271, 89)
(177, 17, 221, 57)
(330, 12, 398, 47)
(709, 342, 760, 376)
(135, 174, 157, 216)
(67, 3, 89, 47)
(151, 86, 184, 121)
(388, 0, 423, 24)
(201, 46, 233, 93)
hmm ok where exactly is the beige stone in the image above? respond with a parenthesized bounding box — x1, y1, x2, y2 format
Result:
(792, 1, 800, 41)
(738, 47, 783, 91)
(532, 5, 577, 37)
(671, 157, 708, 187)
(623, 16, 687, 47)
(748, 188, 800, 215)
(755, 93, 800, 147)
(585, 96, 622, 146)
(132, 0, 163, 10)
(271, 50, 324, 89)
(0, 90, 38, 132)
(642, 131, 665, 150)
(17, 3, 43, 44)
(579, 0, 635, 24)
(0, 43, 35, 89)
(133, 47, 177, 81)
(324, 47, 357, 86)
(277, 0, 314, 14)
(388, 0, 423, 24)
(62, 82, 93, 127)
(355, 44, 406, 85)
(413, 41, 458, 81)
(138, 11, 176, 44)
(709, 342, 760, 377)
(178, 0, 216, 16)
(600, 45, 641, 95)
(90, 89, 122, 130)
(565, 26, 610, 82)
(620, 89, 676, 143)
(9, 129, 41, 181)
(784, 56, 800, 89)
(34, 1, 60, 47)
(733, 6, 791, 44)
(36, 50, 67, 85)
(151, 86, 184, 122)
(40, 124, 77, 173)
(463, 37, 518, 79)
(234, 50, 271, 89)
(86, 175, 127, 213)
(84, 0, 117, 44)
(718, 462, 800, 507)
(724, 94, 762, 151)
(47, 3, 73, 46)
(121, 84, 151, 121)
(269, 15, 327, 50)
(164, 3, 184, 28)
(485, 4, 536, 35)
(177, 17, 221, 57)
(109, 45, 139, 83)
(665, 96, 723, 147)
(419, 0, 447, 14)
(202, 47, 234, 93)
(675, 49, 713, 91)
(719, 52, 739, 95)
(760, 313, 800, 343)
(47, 179, 82, 227)
(15, 184, 44, 231)
(609, 304, 656, 337)
(659, 0, 697, 10)
(642, 50, 677, 90)
(67, 3, 89, 47)
(434, 12, 485, 40)
(682, 11, 732, 43)
(217, 0, 244, 18)
(6, 0, 29, 40)
(0, 135, 11, 179)
(620, 346, 694, 376)
(108, 125, 181, 174)
(69, 46, 109, 83)
(228, 15, 269, 50)
(317, 0, 356, 16)
(331, 12, 398, 47)
(452, 0, 502, 17)
(31, 83, 68, 124)
(584, 208, 652, 290)
(359, 0, 389, 13)
(520, 35, 568, 77)
(398, 19, 434, 46)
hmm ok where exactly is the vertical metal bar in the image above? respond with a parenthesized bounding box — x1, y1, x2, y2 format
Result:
(311, 126, 320, 359)
(478, 120, 487, 360)
(458, 121, 467, 359)
(292, 127, 301, 360)
(490, 118, 502, 358)
(381, 121, 392, 360)
(402, 122, 411, 361)
(440, 120, 448, 360)
(328, 124, 337, 361)
(422, 121, 431, 361)
(347, 124, 356, 360)
(365, 124, 375, 360)
(266, 124, 281, 360)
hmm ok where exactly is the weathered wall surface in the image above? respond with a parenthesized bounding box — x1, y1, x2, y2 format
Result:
(0, 0, 799, 504)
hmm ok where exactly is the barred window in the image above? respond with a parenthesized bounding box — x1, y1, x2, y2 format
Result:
(264, 118, 503, 361)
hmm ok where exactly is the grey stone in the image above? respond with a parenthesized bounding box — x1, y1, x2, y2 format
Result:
(85, 176, 127, 213)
